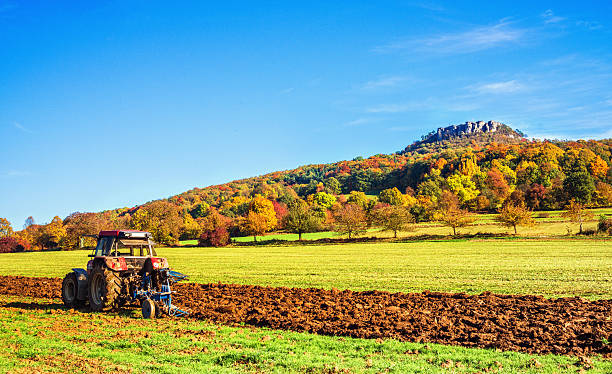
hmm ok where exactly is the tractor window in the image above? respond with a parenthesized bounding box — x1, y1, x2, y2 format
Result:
(93, 237, 114, 256)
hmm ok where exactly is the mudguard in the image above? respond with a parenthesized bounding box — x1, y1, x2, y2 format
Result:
(72, 268, 89, 301)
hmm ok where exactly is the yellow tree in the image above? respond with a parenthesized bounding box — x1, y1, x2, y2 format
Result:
(0, 218, 13, 238)
(562, 200, 595, 234)
(239, 195, 277, 241)
(496, 203, 535, 234)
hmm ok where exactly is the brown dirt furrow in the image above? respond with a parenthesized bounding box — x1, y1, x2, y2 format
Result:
(0, 275, 610, 358)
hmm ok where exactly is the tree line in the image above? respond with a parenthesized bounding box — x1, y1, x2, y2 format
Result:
(1, 137, 611, 250)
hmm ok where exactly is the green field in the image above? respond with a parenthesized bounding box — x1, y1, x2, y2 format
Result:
(2, 240, 611, 299)
(1, 239, 610, 372)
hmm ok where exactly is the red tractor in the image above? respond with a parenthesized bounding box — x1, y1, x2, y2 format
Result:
(61, 230, 188, 318)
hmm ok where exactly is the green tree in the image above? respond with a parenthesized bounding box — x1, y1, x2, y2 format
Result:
(495, 203, 535, 234)
(563, 171, 595, 204)
(333, 204, 367, 239)
(561, 200, 595, 234)
(378, 187, 404, 206)
(189, 202, 210, 218)
(347, 191, 371, 210)
(311, 192, 337, 209)
(282, 201, 323, 240)
(325, 177, 342, 195)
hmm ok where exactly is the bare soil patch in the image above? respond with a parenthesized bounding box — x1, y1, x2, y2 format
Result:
(0, 275, 609, 358)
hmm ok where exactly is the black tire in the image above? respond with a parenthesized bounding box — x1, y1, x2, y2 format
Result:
(88, 266, 122, 312)
(141, 299, 156, 319)
(61, 272, 82, 308)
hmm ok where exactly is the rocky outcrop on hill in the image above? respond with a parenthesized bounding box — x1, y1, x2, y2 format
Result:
(405, 121, 525, 152)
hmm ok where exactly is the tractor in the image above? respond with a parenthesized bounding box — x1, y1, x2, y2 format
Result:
(61, 230, 189, 318)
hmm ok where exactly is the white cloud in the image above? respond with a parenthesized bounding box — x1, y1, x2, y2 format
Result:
(13, 122, 34, 134)
(280, 87, 294, 94)
(365, 102, 426, 113)
(4, 170, 31, 177)
(576, 20, 603, 30)
(344, 118, 378, 126)
(541, 10, 565, 24)
(360, 76, 408, 90)
(471, 80, 525, 94)
(373, 20, 526, 54)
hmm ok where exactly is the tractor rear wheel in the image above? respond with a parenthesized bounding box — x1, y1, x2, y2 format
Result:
(88, 266, 122, 312)
(61, 272, 82, 308)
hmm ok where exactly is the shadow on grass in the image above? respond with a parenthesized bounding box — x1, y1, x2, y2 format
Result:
(0, 300, 142, 318)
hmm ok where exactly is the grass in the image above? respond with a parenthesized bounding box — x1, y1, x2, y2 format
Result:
(0, 294, 608, 373)
(183, 207, 610, 244)
(1, 240, 611, 299)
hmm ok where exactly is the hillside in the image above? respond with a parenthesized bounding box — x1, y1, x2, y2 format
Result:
(152, 120, 611, 219)
(12, 120, 612, 248)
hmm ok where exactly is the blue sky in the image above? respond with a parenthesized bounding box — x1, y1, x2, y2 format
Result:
(1, 1, 611, 227)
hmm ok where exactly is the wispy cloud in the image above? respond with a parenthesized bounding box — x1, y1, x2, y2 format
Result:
(3, 170, 31, 177)
(343, 118, 379, 127)
(360, 76, 409, 90)
(365, 102, 428, 113)
(408, 1, 445, 12)
(541, 10, 565, 24)
(373, 20, 527, 54)
(576, 20, 603, 30)
(280, 87, 294, 94)
(471, 80, 525, 94)
(13, 122, 34, 134)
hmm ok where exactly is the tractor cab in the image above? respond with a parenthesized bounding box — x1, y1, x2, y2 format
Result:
(87, 230, 168, 272)
(91, 230, 157, 257)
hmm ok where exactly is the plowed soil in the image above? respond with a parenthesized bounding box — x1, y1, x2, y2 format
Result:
(0, 275, 610, 358)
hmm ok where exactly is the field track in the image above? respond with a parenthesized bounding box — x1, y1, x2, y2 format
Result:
(1, 275, 610, 358)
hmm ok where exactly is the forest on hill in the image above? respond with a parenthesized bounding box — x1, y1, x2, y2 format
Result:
(2, 123, 612, 249)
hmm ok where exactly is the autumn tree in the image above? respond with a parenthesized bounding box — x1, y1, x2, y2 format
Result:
(181, 213, 202, 240)
(0, 218, 13, 238)
(378, 187, 404, 206)
(309, 192, 337, 209)
(198, 208, 232, 246)
(23, 216, 35, 230)
(561, 200, 595, 234)
(63, 212, 106, 248)
(239, 195, 277, 241)
(495, 203, 535, 234)
(333, 203, 367, 239)
(373, 205, 414, 238)
(240, 211, 271, 241)
(437, 191, 474, 236)
(36, 216, 67, 249)
(282, 200, 323, 240)
(130, 201, 183, 245)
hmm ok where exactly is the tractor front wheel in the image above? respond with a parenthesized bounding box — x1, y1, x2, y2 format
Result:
(88, 266, 122, 312)
(61, 272, 82, 308)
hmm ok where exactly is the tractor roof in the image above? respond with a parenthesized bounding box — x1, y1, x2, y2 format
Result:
(98, 230, 152, 239)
